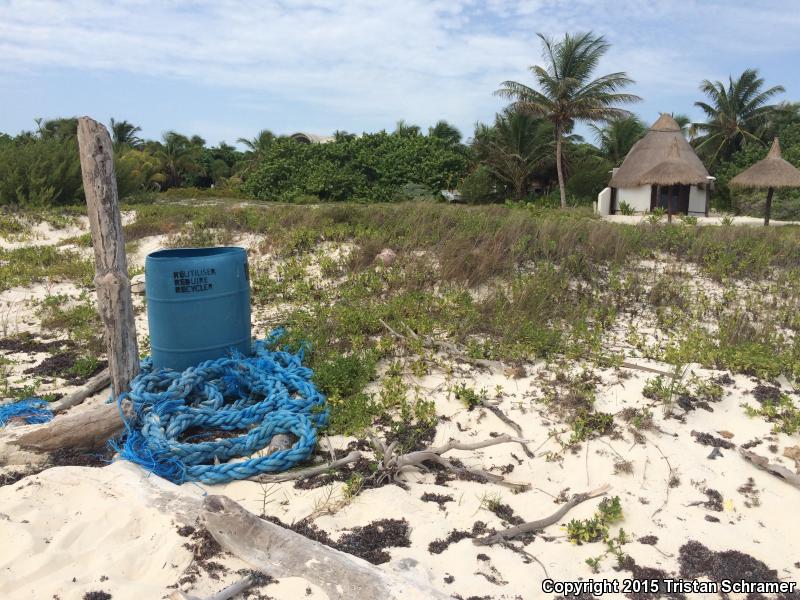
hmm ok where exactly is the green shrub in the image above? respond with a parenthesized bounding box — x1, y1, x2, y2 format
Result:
(242, 134, 468, 203)
(460, 165, 499, 204)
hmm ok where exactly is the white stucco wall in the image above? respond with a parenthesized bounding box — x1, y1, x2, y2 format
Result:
(597, 187, 612, 215)
(617, 185, 651, 212)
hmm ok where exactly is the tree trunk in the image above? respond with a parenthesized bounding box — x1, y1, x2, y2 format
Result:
(555, 127, 566, 209)
(764, 187, 774, 226)
(76, 117, 139, 399)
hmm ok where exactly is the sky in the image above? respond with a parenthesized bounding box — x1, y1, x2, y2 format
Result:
(1, 0, 799, 147)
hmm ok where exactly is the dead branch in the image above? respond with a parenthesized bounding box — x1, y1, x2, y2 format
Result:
(373, 433, 531, 492)
(644, 435, 676, 518)
(620, 361, 673, 377)
(248, 451, 362, 483)
(49, 368, 111, 413)
(479, 401, 535, 458)
(473, 484, 611, 545)
(169, 574, 256, 600)
(740, 448, 800, 490)
(380, 319, 503, 370)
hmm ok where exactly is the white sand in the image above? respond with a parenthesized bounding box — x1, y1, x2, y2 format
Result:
(602, 214, 800, 226)
(1, 359, 798, 599)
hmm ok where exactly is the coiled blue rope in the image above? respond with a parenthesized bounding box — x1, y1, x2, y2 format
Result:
(117, 328, 328, 485)
(0, 398, 53, 427)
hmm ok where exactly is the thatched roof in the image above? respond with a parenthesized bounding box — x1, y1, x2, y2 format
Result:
(638, 138, 708, 186)
(610, 114, 710, 188)
(730, 138, 800, 189)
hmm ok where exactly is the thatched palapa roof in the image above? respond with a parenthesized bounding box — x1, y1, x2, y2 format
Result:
(730, 138, 800, 189)
(610, 114, 709, 188)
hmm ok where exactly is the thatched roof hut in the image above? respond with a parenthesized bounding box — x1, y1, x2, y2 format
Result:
(729, 138, 800, 225)
(610, 114, 709, 188)
(730, 138, 800, 189)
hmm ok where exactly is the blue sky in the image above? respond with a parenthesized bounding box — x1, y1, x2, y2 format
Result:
(1, 0, 798, 147)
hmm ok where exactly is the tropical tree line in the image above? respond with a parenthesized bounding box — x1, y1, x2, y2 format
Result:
(1, 31, 798, 214)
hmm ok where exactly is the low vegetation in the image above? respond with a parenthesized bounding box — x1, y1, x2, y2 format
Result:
(2, 201, 799, 438)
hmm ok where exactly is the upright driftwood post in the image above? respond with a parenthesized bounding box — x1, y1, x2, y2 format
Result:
(77, 117, 139, 398)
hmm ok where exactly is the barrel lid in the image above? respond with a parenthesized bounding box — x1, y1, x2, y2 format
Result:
(147, 246, 246, 260)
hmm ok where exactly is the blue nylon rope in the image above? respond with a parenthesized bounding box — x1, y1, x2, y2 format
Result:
(0, 398, 53, 427)
(116, 328, 328, 485)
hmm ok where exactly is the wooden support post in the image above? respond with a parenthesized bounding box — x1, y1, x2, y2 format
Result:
(77, 117, 139, 399)
(668, 185, 674, 223)
(764, 187, 774, 226)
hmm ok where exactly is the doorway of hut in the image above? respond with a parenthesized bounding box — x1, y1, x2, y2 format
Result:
(650, 184, 690, 214)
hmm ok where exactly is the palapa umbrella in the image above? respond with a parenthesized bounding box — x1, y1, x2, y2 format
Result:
(638, 138, 708, 223)
(730, 138, 800, 225)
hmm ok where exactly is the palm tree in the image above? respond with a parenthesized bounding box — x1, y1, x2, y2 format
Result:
(34, 117, 78, 140)
(671, 113, 692, 137)
(496, 32, 640, 208)
(394, 120, 421, 137)
(109, 118, 143, 151)
(589, 116, 646, 165)
(472, 110, 553, 200)
(693, 68, 784, 164)
(237, 129, 276, 155)
(428, 120, 462, 145)
(156, 131, 202, 188)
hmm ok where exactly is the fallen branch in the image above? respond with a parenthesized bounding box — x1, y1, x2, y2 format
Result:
(371, 432, 531, 492)
(170, 574, 256, 600)
(380, 319, 503, 370)
(739, 448, 800, 490)
(202, 494, 449, 600)
(248, 451, 362, 483)
(473, 484, 610, 545)
(644, 435, 676, 518)
(49, 368, 111, 413)
(479, 401, 535, 458)
(620, 361, 673, 377)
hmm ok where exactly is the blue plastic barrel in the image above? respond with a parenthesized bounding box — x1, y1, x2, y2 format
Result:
(145, 247, 251, 371)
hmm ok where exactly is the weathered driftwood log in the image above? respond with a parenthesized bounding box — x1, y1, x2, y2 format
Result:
(473, 484, 610, 545)
(0, 401, 129, 466)
(12, 403, 126, 454)
(740, 448, 800, 490)
(202, 495, 449, 600)
(77, 116, 139, 399)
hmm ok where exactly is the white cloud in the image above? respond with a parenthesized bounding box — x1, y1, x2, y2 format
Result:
(0, 0, 796, 140)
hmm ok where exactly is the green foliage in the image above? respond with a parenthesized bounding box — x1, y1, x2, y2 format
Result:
(570, 410, 614, 443)
(242, 133, 468, 202)
(617, 201, 634, 215)
(471, 111, 554, 201)
(566, 496, 623, 544)
(693, 68, 785, 165)
(744, 394, 800, 434)
(451, 383, 487, 410)
(459, 165, 500, 204)
(589, 116, 647, 165)
(0, 246, 94, 291)
(565, 144, 612, 203)
(37, 293, 104, 353)
(0, 132, 82, 206)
